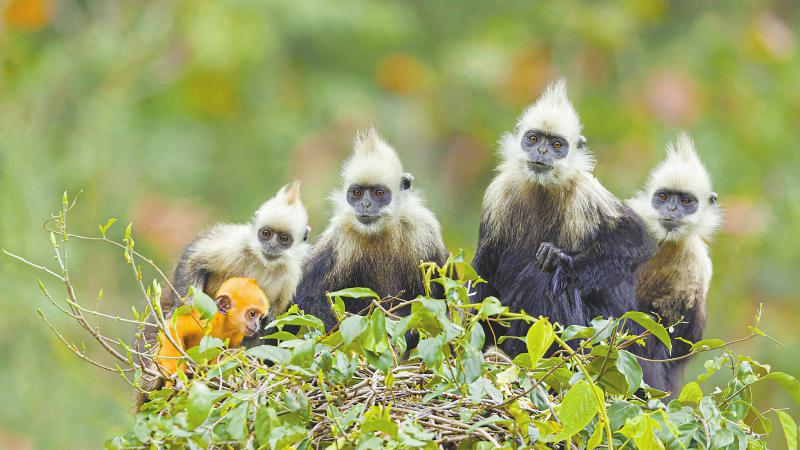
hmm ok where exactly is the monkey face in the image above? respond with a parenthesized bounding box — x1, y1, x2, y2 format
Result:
(256, 226, 295, 262)
(651, 189, 699, 235)
(346, 184, 393, 226)
(520, 129, 570, 174)
(214, 279, 269, 337)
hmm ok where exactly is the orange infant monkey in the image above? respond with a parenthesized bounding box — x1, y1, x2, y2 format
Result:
(156, 277, 269, 378)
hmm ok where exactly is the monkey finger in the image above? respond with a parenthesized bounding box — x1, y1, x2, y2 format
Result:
(542, 249, 558, 272)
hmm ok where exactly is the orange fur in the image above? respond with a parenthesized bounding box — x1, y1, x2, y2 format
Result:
(156, 277, 268, 378)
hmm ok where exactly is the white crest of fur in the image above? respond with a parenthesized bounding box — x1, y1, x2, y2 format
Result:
(341, 127, 404, 189)
(498, 78, 594, 186)
(627, 132, 722, 243)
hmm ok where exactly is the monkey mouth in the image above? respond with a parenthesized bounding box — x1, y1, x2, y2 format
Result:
(659, 218, 683, 232)
(356, 215, 380, 225)
(261, 251, 283, 261)
(527, 161, 553, 174)
(245, 326, 260, 336)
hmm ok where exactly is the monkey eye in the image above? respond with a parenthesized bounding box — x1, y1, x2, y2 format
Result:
(280, 233, 289, 243)
(374, 189, 384, 198)
(248, 310, 257, 319)
(657, 192, 668, 202)
(528, 135, 537, 144)
(680, 195, 692, 205)
(553, 141, 562, 149)
(260, 228, 272, 239)
(352, 189, 362, 198)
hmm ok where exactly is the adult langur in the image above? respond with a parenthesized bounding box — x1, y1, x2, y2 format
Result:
(472, 79, 667, 389)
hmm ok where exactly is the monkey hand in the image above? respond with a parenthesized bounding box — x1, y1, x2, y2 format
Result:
(535, 242, 573, 273)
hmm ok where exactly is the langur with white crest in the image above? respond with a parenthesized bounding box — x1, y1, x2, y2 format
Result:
(628, 132, 722, 394)
(295, 128, 448, 337)
(472, 79, 668, 389)
(135, 181, 310, 408)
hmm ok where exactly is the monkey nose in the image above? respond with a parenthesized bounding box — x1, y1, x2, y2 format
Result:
(537, 147, 547, 154)
(361, 201, 371, 208)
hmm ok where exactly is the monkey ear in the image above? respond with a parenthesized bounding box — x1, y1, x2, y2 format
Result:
(577, 135, 587, 149)
(400, 173, 414, 191)
(303, 225, 311, 242)
(216, 295, 233, 315)
(709, 192, 718, 205)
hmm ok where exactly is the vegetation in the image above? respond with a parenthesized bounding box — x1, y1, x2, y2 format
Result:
(2, 2, 799, 448)
(7, 195, 798, 449)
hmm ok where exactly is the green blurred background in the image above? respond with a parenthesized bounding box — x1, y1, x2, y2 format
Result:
(1, 0, 798, 447)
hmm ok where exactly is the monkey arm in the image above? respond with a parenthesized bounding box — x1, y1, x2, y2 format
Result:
(568, 210, 657, 301)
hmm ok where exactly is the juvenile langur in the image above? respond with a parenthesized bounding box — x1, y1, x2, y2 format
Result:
(136, 277, 269, 410)
(294, 128, 448, 333)
(162, 180, 310, 325)
(627, 132, 721, 393)
(156, 277, 269, 378)
(472, 79, 665, 388)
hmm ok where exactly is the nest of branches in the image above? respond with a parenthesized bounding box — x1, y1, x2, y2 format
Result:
(7, 193, 799, 450)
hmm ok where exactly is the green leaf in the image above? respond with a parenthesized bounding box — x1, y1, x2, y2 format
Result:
(461, 344, 484, 384)
(340, 315, 368, 346)
(547, 380, 600, 442)
(417, 335, 446, 369)
(98, 217, 117, 237)
(525, 318, 555, 368)
(226, 402, 248, 441)
(619, 414, 665, 450)
(254, 405, 271, 446)
(622, 311, 672, 352)
(690, 338, 726, 352)
(362, 406, 398, 439)
(186, 381, 214, 429)
(268, 313, 325, 332)
(561, 324, 594, 342)
(327, 287, 380, 299)
(761, 372, 800, 405)
(615, 350, 643, 394)
(477, 297, 506, 319)
(496, 365, 520, 385)
(192, 288, 217, 321)
(607, 401, 642, 429)
(587, 418, 604, 450)
(590, 317, 616, 344)
(677, 381, 703, 405)
(469, 323, 485, 349)
(246, 345, 291, 364)
(776, 410, 798, 450)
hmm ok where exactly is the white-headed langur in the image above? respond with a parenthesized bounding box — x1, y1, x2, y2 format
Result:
(151, 181, 310, 349)
(627, 132, 722, 394)
(471, 79, 667, 389)
(135, 182, 310, 408)
(294, 128, 448, 347)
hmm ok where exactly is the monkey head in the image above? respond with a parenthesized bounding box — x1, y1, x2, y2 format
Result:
(213, 277, 269, 338)
(335, 127, 414, 235)
(249, 180, 311, 266)
(499, 78, 593, 186)
(628, 132, 722, 242)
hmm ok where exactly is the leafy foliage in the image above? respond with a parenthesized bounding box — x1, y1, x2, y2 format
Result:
(5, 195, 799, 449)
(112, 259, 797, 449)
